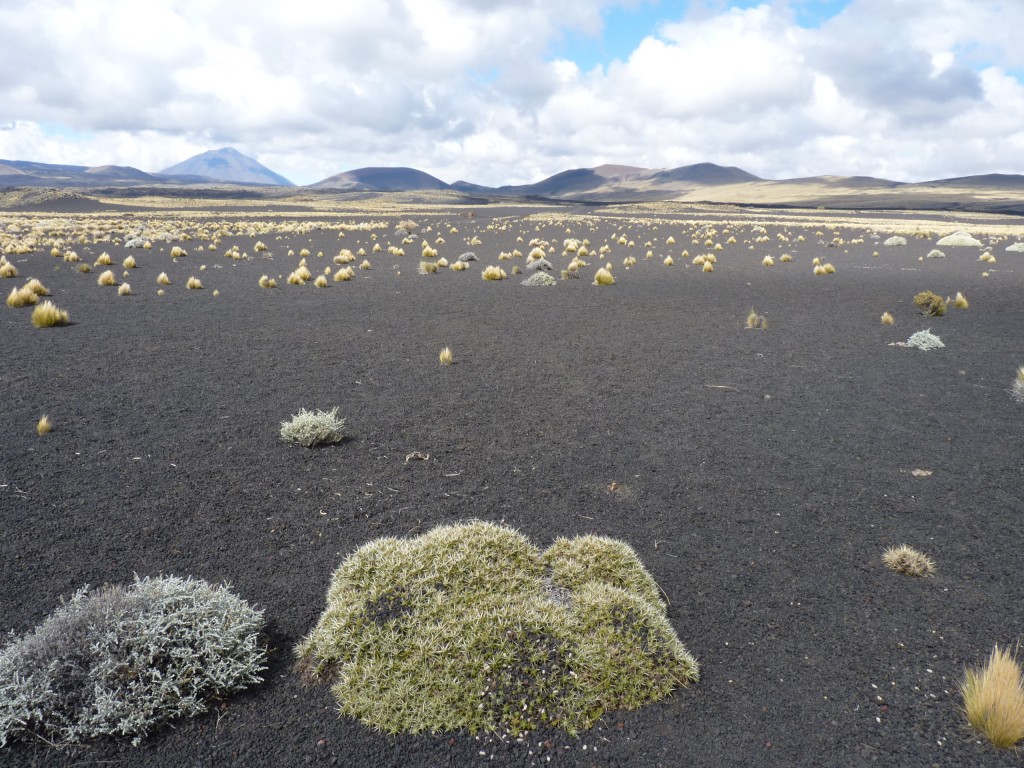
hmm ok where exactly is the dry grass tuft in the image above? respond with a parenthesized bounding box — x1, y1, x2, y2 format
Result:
(123, 255, 136, 269)
(418, 261, 439, 275)
(24, 278, 49, 296)
(882, 544, 935, 577)
(439, 347, 454, 366)
(359, 260, 372, 270)
(1012, 366, 1024, 404)
(94, 252, 112, 266)
(745, 309, 767, 330)
(0, 261, 17, 278)
(953, 291, 969, 309)
(880, 312, 895, 325)
(762, 255, 774, 267)
(157, 272, 170, 285)
(593, 267, 615, 286)
(481, 265, 506, 281)
(37, 415, 52, 436)
(663, 255, 674, 266)
(187, 277, 203, 290)
(313, 275, 328, 288)
(259, 275, 277, 288)
(961, 645, 1024, 749)
(97, 270, 117, 286)
(702, 261, 714, 273)
(31, 300, 70, 328)
(118, 283, 132, 296)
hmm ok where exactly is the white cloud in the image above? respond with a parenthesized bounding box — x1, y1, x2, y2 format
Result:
(0, 0, 1023, 184)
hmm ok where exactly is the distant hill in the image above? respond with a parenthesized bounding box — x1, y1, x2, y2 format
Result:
(310, 167, 449, 191)
(159, 147, 293, 186)
(648, 162, 760, 185)
(84, 165, 159, 182)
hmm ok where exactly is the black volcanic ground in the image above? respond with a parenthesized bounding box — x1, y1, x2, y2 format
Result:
(2, 198, 1023, 767)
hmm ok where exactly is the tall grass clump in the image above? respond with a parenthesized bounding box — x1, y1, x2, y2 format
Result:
(31, 301, 69, 328)
(0, 576, 266, 747)
(280, 407, 345, 448)
(961, 645, 1024, 748)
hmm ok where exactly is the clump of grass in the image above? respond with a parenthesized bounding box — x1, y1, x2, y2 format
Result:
(170, 246, 187, 258)
(953, 291, 969, 309)
(280, 407, 345, 448)
(419, 261, 439, 275)
(0, 261, 18, 278)
(123, 255, 136, 269)
(702, 261, 714, 273)
(313, 275, 328, 288)
(481, 265, 506, 281)
(118, 283, 132, 296)
(295, 521, 698, 736)
(450, 261, 468, 272)
(745, 309, 767, 329)
(880, 311, 895, 325)
(439, 347, 454, 365)
(97, 269, 117, 286)
(36, 415, 52, 436)
(6, 286, 38, 308)
(259, 275, 277, 288)
(187, 277, 203, 290)
(359, 260, 372, 270)
(0, 575, 266, 747)
(157, 272, 170, 285)
(882, 544, 936, 577)
(914, 291, 947, 316)
(333, 267, 355, 282)
(23, 278, 48, 296)
(31, 300, 69, 327)
(94, 252, 113, 266)
(762, 255, 774, 267)
(961, 645, 1024, 749)
(663, 255, 674, 266)
(593, 267, 615, 285)
(822, 262, 836, 274)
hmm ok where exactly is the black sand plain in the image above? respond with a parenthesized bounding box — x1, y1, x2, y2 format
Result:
(1, 196, 1023, 767)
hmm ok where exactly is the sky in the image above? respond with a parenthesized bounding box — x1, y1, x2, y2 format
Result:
(1, 0, 1023, 186)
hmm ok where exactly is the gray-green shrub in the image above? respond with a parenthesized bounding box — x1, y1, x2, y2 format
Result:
(0, 575, 266, 746)
(280, 407, 345, 447)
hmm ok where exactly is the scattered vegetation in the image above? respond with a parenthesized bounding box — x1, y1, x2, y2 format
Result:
(745, 309, 767, 329)
(953, 291, 969, 309)
(961, 645, 1024, 749)
(6, 286, 38, 308)
(157, 272, 170, 285)
(481, 265, 506, 281)
(905, 329, 944, 351)
(97, 269, 117, 286)
(187, 277, 203, 290)
(295, 521, 698, 736)
(439, 347, 454, 365)
(880, 312, 895, 325)
(280, 407, 345, 448)
(593, 267, 615, 285)
(36, 415, 52, 436)
(0, 575, 266, 747)
(882, 544, 935, 577)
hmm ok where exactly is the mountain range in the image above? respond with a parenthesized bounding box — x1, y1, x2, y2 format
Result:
(2, 148, 1023, 214)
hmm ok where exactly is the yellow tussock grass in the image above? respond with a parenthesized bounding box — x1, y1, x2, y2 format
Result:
(961, 645, 1024, 749)
(31, 300, 69, 327)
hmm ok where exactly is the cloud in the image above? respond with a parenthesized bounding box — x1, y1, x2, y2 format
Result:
(0, 0, 1022, 184)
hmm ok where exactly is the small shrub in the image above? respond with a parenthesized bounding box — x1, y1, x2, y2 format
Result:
(702, 261, 714, 273)
(170, 246, 187, 258)
(187, 277, 203, 290)
(0, 262, 18, 278)
(880, 311, 895, 325)
(123, 255, 136, 269)
(884, 236, 907, 246)
(762, 255, 774, 267)
(280, 407, 345, 448)
(522, 272, 556, 286)
(439, 347, 454, 365)
(157, 272, 170, 285)
(663, 255, 674, 266)
(953, 291, 969, 309)
(333, 267, 355, 282)
(926, 249, 945, 259)
(97, 270, 117, 286)
(118, 283, 132, 296)
(259, 275, 277, 288)
(359, 260, 372, 270)
(31, 301, 69, 328)
(94, 252, 113, 266)
(314, 275, 328, 288)
(481, 265, 506, 281)
(914, 291, 946, 316)
(450, 261, 467, 272)
(0, 576, 266, 747)
(418, 261, 439, 275)
(36, 415, 52, 436)
(822, 262, 836, 274)
(905, 329, 944, 351)
(936, 231, 982, 247)
(593, 267, 615, 285)
(882, 544, 935, 577)
(961, 645, 1024, 748)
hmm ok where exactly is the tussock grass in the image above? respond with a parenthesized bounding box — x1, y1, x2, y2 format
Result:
(36, 415, 52, 436)
(1011, 366, 1024, 404)
(94, 252, 112, 266)
(118, 283, 132, 296)
(97, 270, 117, 286)
(259, 275, 277, 288)
(702, 261, 714, 273)
(187, 277, 203, 290)
(170, 246, 187, 258)
(419, 261, 439, 275)
(0, 262, 16, 278)
(359, 260, 372, 270)
(7, 286, 39, 308)
(450, 261, 468, 272)
(593, 267, 615, 285)
(333, 267, 355, 282)
(313, 275, 329, 288)
(157, 272, 170, 285)
(880, 312, 895, 325)
(953, 291, 969, 309)
(481, 265, 506, 281)
(961, 645, 1024, 748)
(123, 255, 136, 269)
(439, 347, 453, 365)
(31, 300, 69, 328)
(882, 544, 935, 577)
(762, 255, 774, 267)
(295, 521, 698, 736)
(23, 278, 48, 296)
(745, 309, 767, 329)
